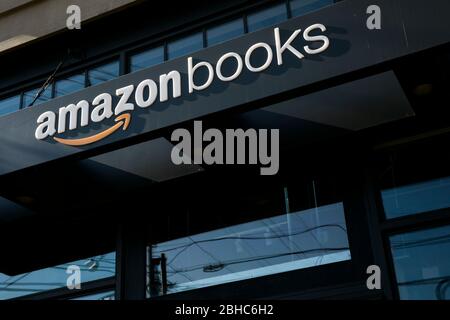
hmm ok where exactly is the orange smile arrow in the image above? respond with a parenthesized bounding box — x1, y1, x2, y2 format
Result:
(53, 113, 131, 146)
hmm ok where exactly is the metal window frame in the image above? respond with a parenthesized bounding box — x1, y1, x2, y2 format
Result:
(375, 185, 450, 300)
(368, 126, 450, 300)
(139, 143, 380, 300)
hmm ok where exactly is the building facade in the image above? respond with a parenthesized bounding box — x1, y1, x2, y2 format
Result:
(0, 0, 450, 300)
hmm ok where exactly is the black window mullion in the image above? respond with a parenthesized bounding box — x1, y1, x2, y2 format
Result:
(203, 28, 208, 48)
(51, 79, 56, 99)
(19, 92, 24, 109)
(84, 69, 90, 88)
(163, 42, 168, 61)
(286, 0, 292, 19)
(120, 52, 128, 75)
(243, 14, 249, 34)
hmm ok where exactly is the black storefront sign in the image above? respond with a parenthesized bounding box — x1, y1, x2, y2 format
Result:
(0, 0, 449, 176)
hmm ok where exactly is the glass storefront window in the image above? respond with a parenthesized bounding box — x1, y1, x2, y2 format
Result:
(23, 85, 53, 108)
(207, 18, 244, 47)
(130, 46, 165, 72)
(247, 3, 288, 32)
(55, 73, 86, 97)
(168, 33, 204, 60)
(290, 0, 334, 17)
(382, 176, 450, 219)
(0, 95, 21, 116)
(0, 252, 115, 300)
(378, 136, 450, 220)
(88, 61, 120, 86)
(390, 225, 450, 300)
(147, 202, 350, 297)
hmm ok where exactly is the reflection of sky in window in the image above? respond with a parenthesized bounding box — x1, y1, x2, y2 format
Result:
(88, 61, 120, 86)
(130, 46, 164, 72)
(247, 3, 288, 32)
(207, 19, 244, 46)
(0, 95, 20, 116)
(168, 33, 203, 60)
(390, 225, 450, 300)
(0, 252, 115, 300)
(382, 176, 450, 219)
(23, 86, 53, 108)
(55, 74, 85, 97)
(149, 203, 350, 296)
(290, 0, 334, 17)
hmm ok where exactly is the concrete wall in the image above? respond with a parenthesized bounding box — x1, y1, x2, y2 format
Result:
(0, 0, 34, 15)
(0, 0, 139, 52)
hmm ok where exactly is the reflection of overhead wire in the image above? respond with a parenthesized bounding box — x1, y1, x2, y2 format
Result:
(168, 247, 349, 274)
(0, 254, 115, 299)
(1, 273, 31, 291)
(391, 234, 450, 249)
(263, 218, 298, 262)
(0, 282, 66, 286)
(0, 265, 114, 293)
(157, 223, 347, 252)
(83, 260, 115, 265)
(167, 264, 193, 282)
(50, 266, 115, 274)
(187, 235, 234, 274)
(158, 224, 347, 266)
(1, 256, 115, 289)
(158, 224, 347, 252)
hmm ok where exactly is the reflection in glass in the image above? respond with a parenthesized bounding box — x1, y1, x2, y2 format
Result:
(88, 61, 120, 86)
(247, 3, 288, 32)
(0, 252, 115, 300)
(382, 176, 450, 219)
(55, 73, 85, 97)
(23, 85, 53, 108)
(130, 46, 164, 72)
(147, 203, 350, 297)
(168, 33, 203, 60)
(290, 0, 334, 17)
(73, 291, 115, 300)
(207, 19, 244, 46)
(390, 225, 450, 300)
(0, 95, 21, 116)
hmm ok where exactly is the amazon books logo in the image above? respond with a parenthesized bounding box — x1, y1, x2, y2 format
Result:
(35, 24, 329, 146)
(54, 113, 130, 146)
